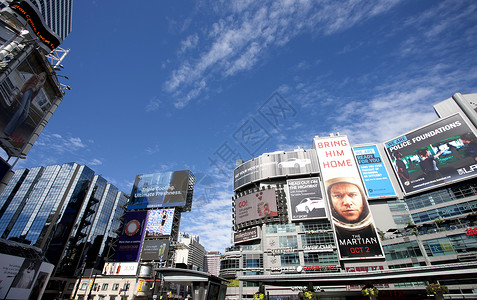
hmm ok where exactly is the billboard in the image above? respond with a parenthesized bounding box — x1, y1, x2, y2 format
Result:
(0, 49, 61, 157)
(314, 136, 384, 260)
(233, 150, 319, 190)
(128, 170, 190, 210)
(114, 211, 148, 262)
(0, 254, 53, 300)
(287, 177, 327, 221)
(234, 188, 278, 225)
(141, 239, 170, 261)
(102, 262, 139, 276)
(145, 209, 174, 238)
(234, 226, 260, 244)
(353, 145, 396, 198)
(384, 114, 477, 194)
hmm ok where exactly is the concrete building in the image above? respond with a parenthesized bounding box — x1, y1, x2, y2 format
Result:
(205, 251, 222, 276)
(175, 232, 206, 271)
(222, 93, 477, 299)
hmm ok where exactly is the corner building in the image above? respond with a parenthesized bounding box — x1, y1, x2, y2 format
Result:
(223, 93, 477, 300)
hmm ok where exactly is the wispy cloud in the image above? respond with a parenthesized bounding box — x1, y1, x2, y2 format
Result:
(165, 0, 402, 108)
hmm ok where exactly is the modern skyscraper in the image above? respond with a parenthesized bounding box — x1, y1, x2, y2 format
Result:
(0, 162, 128, 299)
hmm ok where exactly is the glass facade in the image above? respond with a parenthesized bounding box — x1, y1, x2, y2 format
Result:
(0, 163, 127, 278)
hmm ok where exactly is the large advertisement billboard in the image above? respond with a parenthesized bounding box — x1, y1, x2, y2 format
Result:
(314, 136, 384, 260)
(234, 188, 278, 226)
(114, 211, 148, 262)
(353, 145, 396, 199)
(145, 209, 174, 238)
(384, 114, 477, 194)
(0, 49, 61, 157)
(141, 239, 170, 261)
(287, 177, 327, 221)
(0, 254, 53, 300)
(233, 150, 319, 190)
(128, 170, 191, 210)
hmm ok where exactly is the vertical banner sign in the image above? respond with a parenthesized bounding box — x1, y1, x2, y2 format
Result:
(287, 177, 327, 221)
(384, 114, 477, 194)
(114, 211, 148, 262)
(314, 136, 384, 260)
(353, 145, 396, 198)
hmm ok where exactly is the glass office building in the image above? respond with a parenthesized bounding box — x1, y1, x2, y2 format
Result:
(0, 162, 128, 297)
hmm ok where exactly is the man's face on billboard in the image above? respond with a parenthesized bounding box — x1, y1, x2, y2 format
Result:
(330, 183, 363, 222)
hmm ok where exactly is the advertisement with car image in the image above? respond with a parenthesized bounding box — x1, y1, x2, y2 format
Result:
(287, 177, 327, 221)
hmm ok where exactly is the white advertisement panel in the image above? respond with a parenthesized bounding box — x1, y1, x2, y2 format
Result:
(102, 262, 139, 276)
(0, 254, 53, 300)
(313, 136, 384, 260)
(234, 188, 278, 225)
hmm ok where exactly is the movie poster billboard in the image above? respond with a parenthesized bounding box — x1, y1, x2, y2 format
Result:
(287, 177, 327, 221)
(0, 49, 61, 157)
(234, 150, 319, 190)
(384, 114, 477, 194)
(141, 239, 170, 261)
(128, 170, 190, 210)
(353, 145, 396, 199)
(114, 211, 148, 262)
(234, 188, 278, 225)
(145, 209, 174, 238)
(313, 136, 384, 260)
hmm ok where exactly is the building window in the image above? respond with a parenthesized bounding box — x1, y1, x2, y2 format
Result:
(112, 283, 119, 291)
(281, 253, 299, 266)
(303, 251, 339, 264)
(383, 241, 422, 260)
(93, 283, 98, 291)
(243, 254, 263, 268)
(67, 283, 75, 290)
(123, 283, 130, 291)
(301, 232, 334, 246)
(279, 236, 297, 248)
(220, 258, 240, 270)
(300, 220, 332, 232)
(101, 283, 109, 291)
(79, 282, 88, 290)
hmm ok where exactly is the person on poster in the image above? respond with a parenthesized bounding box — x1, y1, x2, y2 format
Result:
(460, 132, 477, 161)
(417, 148, 444, 181)
(326, 177, 382, 258)
(160, 210, 168, 233)
(15, 261, 36, 289)
(392, 151, 413, 191)
(4, 72, 47, 137)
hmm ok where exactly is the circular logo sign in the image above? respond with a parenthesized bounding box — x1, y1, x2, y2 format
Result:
(125, 220, 141, 236)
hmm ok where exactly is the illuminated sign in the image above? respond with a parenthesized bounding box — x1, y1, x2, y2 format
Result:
(10, 2, 60, 49)
(300, 265, 339, 272)
(466, 227, 477, 236)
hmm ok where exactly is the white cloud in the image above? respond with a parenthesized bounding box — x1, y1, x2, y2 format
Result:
(165, 0, 402, 108)
(69, 137, 86, 148)
(88, 158, 103, 166)
(145, 96, 162, 112)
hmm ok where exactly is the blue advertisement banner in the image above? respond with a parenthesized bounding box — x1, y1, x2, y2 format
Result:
(128, 170, 190, 210)
(353, 145, 396, 198)
(114, 211, 148, 262)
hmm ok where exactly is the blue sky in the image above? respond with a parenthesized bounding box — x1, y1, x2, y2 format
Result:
(3, 0, 477, 252)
